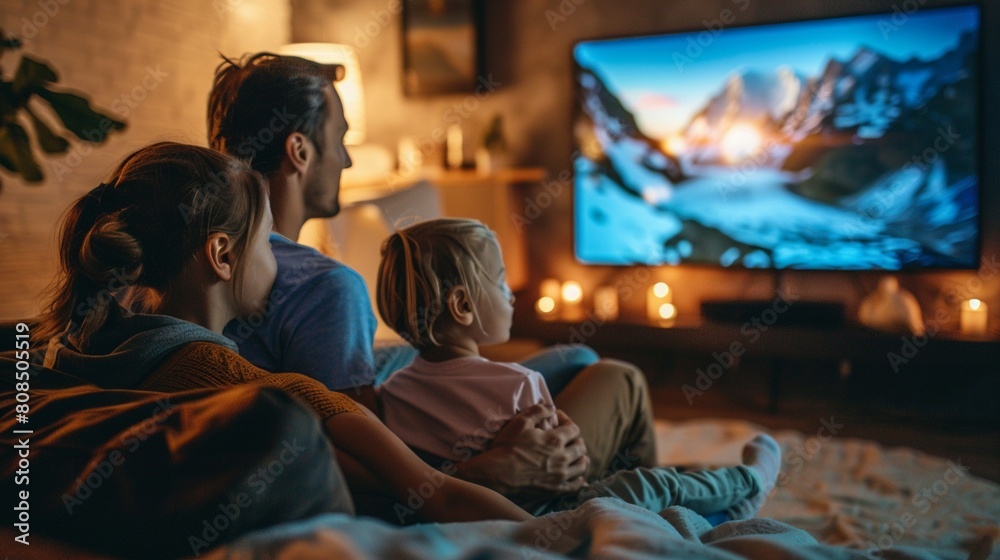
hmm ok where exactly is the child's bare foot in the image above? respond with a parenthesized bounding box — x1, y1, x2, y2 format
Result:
(725, 434, 781, 520)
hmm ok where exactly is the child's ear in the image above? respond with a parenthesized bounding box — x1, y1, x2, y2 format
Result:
(446, 285, 475, 327)
(204, 233, 234, 282)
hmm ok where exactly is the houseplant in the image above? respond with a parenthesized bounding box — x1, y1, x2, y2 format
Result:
(0, 30, 126, 192)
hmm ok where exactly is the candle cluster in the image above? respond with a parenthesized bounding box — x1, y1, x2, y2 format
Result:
(534, 279, 677, 326)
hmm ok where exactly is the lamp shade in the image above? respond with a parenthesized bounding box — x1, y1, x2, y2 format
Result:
(277, 43, 367, 145)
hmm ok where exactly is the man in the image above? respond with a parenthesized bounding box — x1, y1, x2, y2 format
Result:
(207, 53, 655, 494)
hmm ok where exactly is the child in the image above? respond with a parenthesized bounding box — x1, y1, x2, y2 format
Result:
(36, 142, 531, 525)
(377, 218, 781, 517)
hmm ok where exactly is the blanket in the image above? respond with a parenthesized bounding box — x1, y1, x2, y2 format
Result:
(206, 420, 1000, 560)
(206, 497, 959, 559)
(654, 419, 1000, 559)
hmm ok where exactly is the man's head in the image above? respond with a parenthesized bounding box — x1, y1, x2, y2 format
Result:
(207, 53, 351, 223)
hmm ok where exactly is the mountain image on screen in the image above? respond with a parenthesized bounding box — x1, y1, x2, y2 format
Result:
(573, 5, 980, 270)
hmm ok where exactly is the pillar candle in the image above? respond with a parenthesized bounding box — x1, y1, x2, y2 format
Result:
(594, 286, 619, 321)
(960, 298, 988, 336)
(536, 278, 561, 321)
(561, 281, 584, 322)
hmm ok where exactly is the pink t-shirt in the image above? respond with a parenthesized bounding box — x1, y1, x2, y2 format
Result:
(378, 356, 557, 462)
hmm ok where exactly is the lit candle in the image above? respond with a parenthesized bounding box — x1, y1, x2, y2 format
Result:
(397, 136, 421, 176)
(594, 286, 619, 321)
(446, 125, 463, 169)
(658, 302, 677, 326)
(647, 282, 675, 325)
(536, 279, 561, 321)
(561, 281, 584, 321)
(960, 298, 988, 336)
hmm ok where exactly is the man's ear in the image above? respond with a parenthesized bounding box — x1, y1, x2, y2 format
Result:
(285, 131, 311, 174)
(446, 286, 475, 327)
(204, 232, 235, 282)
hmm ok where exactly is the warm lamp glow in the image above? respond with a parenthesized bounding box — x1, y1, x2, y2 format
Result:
(277, 43, 366, 145)
(562, 281, 583, 303)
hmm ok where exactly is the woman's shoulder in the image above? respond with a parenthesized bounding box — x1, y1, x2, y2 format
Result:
(143, 341, 363, 419)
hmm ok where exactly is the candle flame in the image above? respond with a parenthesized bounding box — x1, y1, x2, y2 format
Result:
(659, 303, 677, 320)
(562, 282, 583, 303)
(969, 298, 982, 311)
(653, 282, 670, 298)
(537, 296, 556, 314)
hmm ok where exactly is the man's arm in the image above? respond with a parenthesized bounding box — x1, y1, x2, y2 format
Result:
(336, 384, 380, 418)
(452, 405, 589, 494)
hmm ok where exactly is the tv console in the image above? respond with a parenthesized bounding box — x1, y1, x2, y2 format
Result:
(511, 295, 999, 421)
(700, 299, 845, 328)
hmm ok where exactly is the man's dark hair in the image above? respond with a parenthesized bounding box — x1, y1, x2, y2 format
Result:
(208, 52, 341, 176)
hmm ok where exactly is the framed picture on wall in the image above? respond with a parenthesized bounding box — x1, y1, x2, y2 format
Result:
(402, 0, 483, 96)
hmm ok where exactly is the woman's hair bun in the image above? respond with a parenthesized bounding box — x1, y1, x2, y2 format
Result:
(78, 213, 143, 286)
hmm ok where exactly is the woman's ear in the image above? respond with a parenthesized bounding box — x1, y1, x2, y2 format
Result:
(204, 232, 234, 282)
(446, 285, 475, 327)
(285, 131, 311, 174)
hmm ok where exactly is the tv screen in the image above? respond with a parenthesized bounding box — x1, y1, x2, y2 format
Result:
(573, 5, 981, 270)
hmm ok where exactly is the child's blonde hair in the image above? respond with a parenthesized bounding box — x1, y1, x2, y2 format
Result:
(377, 218, 496, 348)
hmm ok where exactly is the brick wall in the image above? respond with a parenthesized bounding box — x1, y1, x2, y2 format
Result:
(0, 0, 290, 320)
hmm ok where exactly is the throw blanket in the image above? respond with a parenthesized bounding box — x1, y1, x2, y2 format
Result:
(207, 497, 963, 559)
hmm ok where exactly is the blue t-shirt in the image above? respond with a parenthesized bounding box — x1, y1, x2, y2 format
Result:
(224, 233, 377, 390)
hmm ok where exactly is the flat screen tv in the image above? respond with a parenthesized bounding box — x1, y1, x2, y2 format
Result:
(573, 4, 981, 270)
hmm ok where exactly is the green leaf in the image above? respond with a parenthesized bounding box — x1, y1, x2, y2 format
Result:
(0, 82, 15, 117)
(26, 107, 68, 153)
(12, 56, 58, 96)
(34, 87, 125, 143)
(0, 123, 44, 182)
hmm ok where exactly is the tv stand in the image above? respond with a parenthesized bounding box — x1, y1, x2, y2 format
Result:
(700, 299, 845, 328)
(511, 294, 999, 421)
